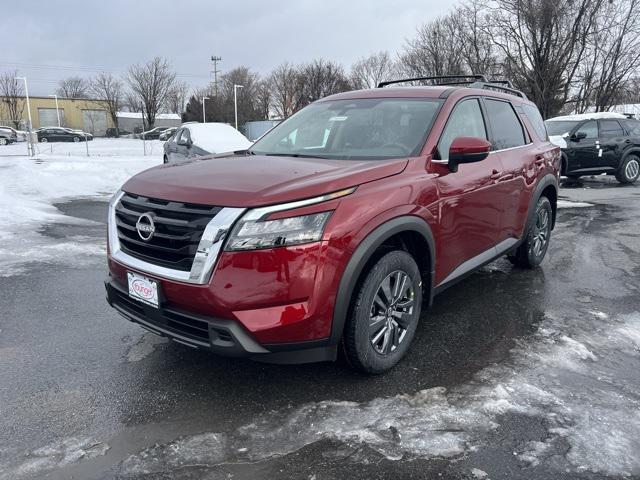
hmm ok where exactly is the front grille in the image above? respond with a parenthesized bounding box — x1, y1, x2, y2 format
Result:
(115, 193, 222, 271)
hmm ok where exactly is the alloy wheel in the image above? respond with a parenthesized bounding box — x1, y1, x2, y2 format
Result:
(369, 270, 415, 355)
(531, 205, 550, 257)
(625, 158, 639, 180)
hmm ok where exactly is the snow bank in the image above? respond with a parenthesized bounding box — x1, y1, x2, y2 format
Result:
(547, 112, 626, 122)
(0, 139, 160, 276)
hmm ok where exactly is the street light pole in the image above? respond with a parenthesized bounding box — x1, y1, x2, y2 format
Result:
(48, 94, 61, 126)
(202, 97, 209, 123)
(234, 84, 244, 130)
(16, 76, 34, 156)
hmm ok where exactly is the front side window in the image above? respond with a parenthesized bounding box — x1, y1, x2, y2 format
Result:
(622, 119, 640, 135)
(576, 121, 598, 139)
(437, 99, 487, 160)
(484, 99, 526, 150)
(599, 120, 624, 137)
(250, 98, 442, 160)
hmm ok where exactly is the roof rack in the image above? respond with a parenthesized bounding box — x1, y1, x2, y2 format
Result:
(377, 74, 527, 99)
(377, 75, 488, 88)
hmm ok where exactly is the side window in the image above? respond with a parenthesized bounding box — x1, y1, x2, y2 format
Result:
(484, 99, 526, 150)
(179, 129, 191, 144)
(576, 121, 598, 139)
(171, 129, 182, 143)
(622, 119, 640, 135)
(599, 120, 624, 137)
(522, 104, 547, 141)
(437, 99, 487, 160)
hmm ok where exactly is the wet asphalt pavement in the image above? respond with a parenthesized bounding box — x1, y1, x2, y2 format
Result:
(0, 176, 639, 480)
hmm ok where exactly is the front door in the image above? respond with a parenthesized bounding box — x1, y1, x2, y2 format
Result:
(598, 119, 627, 169)
(567, 120, 599, 171)
(433, 98, 504, 284)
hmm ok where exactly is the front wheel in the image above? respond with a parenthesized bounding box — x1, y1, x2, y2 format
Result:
(508, 196, 552, 269)
(73, 136, 80, 143)
(0, 138, 7, 146)
(615, 154, 640, 184)
(343, 250, 423, 374)
(40, 137, 48, 143)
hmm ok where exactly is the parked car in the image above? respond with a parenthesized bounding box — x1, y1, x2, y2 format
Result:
(105, 75, 560, 373)
(0, 128, 17, 145)
(546, 112, 640, 184)
(140, 126, 168, 140)
(0, 126, 27, 142)
(163, 123, 252, 163)
(158, 127, 178, 141)
(106, 127, 132, 138)
(37, 127, 93, 143)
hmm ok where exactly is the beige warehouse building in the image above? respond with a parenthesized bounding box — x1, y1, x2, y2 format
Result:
(0, 96, 114, 135)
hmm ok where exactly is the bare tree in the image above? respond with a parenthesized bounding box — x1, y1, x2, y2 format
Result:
(297, 59, 350, 108)
(89, 72, 123, 132)
(255, 80, 271, 120)
(56, 76, 89, 98)
(269, 63, 300, 119)
(400, 13, 466, 79)
(0, 70, 25, 128)
(574, 0, 640, 112)
(350, 51, 397, 89)
(455, 1, 501, 77)
(487, 0, 605, 118)
(165, 80, 189, 115)
(126, 57, 176, 128)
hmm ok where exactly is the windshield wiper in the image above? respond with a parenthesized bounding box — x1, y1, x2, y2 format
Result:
(262, 152, 329, 159)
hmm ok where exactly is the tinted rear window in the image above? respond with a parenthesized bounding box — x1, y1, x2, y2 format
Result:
(599, 120, 624, 137)
(522, 104, 547, 140)
(622, 119, 640, 135)
(484, 99, 526, 150)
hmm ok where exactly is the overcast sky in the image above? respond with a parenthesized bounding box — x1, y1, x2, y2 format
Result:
(2, 0, 457, 96)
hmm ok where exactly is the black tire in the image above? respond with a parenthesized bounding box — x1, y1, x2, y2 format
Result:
(508, 196, 552, 269)
(0, 138, 6, 146)
(40, 137, 48, 143)
(615, 154, 640, 184)
(73, 136, 80, 143)
(163, 155, 168, 164)
(343, 250, 423, 374)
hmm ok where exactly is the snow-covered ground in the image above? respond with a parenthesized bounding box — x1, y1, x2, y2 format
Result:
(0, 138, 161, 276)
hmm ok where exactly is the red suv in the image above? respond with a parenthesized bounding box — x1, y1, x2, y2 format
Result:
(106, 75, 560, 373)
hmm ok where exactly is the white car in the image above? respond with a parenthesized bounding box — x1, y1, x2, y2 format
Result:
(163, 123, 252, 164)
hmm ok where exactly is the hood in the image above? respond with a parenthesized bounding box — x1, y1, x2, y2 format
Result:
(548, 135, 567, 149)
(123, 154, 408, 207)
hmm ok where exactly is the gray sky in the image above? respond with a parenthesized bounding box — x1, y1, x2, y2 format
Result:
(2, 0, 456, 96)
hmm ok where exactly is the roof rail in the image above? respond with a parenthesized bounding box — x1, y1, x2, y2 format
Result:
(377, 75, 488, 88)
(468, 81, 527, 99)
(377, 74, 527, 99)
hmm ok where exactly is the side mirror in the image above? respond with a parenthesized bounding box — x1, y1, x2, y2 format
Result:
(571, 131, 587, 141)
(448, 136, 492, 173)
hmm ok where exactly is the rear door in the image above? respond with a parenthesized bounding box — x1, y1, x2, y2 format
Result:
(482, 98, 536, 241)
(598, 119, 627, 169)
(434, 97, 505, 282)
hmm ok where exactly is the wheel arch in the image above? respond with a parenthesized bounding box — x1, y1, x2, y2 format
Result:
(620, 148, 640, 166)
(329, 215, 436, 345)
(528, 174, 558, 231)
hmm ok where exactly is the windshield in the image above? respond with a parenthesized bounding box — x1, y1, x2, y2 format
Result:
(545, 120, 579, 137)
(250, 98, 442, 160)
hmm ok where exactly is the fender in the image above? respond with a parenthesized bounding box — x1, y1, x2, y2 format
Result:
(619, 147, 640, 168)
(525, 173, 558, 232)
(329, 215, 436, 345)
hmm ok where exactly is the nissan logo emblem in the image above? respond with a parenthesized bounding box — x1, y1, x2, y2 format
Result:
(136, 212, 156, 241)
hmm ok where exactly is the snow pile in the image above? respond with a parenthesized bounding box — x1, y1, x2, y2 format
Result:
(116, 310, 640, 478)
(0, 139, 160, 276)
(185, 123, 252, 154)
(557, 199, 594, 208)
(547, 112, 626, 122)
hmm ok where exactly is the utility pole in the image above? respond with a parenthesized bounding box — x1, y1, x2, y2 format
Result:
(48, 94, 61, 126)
(202, 97, 209, 123)
(211, 55, 222, 96)
(16, 76, 34, 156)
(234, 84, 244, 130)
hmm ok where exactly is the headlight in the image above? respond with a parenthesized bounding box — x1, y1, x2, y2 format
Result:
(225, 211, 331, 251)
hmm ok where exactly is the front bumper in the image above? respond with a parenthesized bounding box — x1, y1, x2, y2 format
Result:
(105, 277, 336, 364)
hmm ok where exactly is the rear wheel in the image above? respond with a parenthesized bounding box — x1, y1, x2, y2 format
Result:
(615, 154, 640, 184)
(343, 250, 422, 374)
(73, 136, 80, 143)
(40, 137, 48, 143)
(0, 138, 6, 146)
(508, 196, 552, 269)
